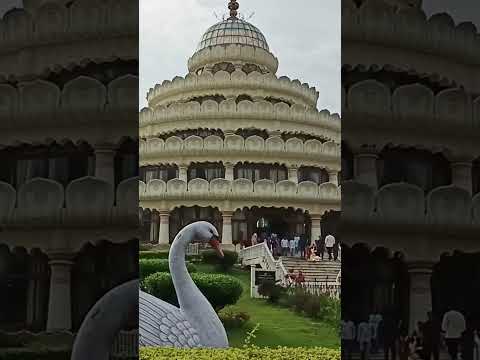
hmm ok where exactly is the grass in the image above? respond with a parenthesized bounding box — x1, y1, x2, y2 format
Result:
(196, 264, 340, 349)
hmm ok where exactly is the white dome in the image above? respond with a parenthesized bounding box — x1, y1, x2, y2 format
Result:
(196, 17, 269, 53)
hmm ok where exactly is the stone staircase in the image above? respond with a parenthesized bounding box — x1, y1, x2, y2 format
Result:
(280, 257, 341, 284)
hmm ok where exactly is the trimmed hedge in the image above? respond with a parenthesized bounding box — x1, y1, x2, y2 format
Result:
(218, 310, 250, 329)
(143, 272, 242, 311)
(139, 259, 197, 279)
(140, 346, 340, 360)
(202, 249, 238, 271)
(139, 251, 169, 260)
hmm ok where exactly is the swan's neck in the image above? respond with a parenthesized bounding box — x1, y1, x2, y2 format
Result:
(169, 230, 228, 347)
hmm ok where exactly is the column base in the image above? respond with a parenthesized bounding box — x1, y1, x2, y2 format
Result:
(221, 243, 237, 252)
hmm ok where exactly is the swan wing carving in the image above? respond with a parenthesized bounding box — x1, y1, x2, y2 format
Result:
(139, 290, 202, 348)
(139, 221, 229, 348)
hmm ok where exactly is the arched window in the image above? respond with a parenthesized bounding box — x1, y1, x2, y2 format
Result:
(298, 166, 329, 184)
(188, 162, 224, 181)
(140, 165, 178, 183)
(378, 148, 451, 192)
(234, 163, 287, 182)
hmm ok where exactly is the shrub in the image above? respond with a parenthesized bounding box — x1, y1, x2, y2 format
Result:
(202, 249, 238, 271)
(139, 346, 340, 360)
(218, 310, 250, 329)
(139, 259, 197, 279)
(139, 251, 169, 260)
(257, 280, 285, 303)
(143, 272, 243, 311)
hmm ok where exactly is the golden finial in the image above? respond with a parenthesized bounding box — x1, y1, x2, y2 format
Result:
(228, 0, 239, 18)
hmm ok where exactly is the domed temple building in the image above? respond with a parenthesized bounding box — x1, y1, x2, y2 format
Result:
(0, 0, 138, 352)
(139, 1, 341, 250)
(342, 0, 480, 333)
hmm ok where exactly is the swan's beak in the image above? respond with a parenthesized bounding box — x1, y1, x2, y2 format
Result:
(209, 238, 224, 258)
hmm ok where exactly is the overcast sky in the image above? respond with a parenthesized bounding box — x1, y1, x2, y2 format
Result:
(140, 0, 341, 114)
(1, 0, 478, 115)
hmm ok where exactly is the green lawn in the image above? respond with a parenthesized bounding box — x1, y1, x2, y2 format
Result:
(196, 264, 340, 349)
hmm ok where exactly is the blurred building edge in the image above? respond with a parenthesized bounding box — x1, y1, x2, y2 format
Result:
(0, 0, 139, 355)
(342, 0, 480, 334)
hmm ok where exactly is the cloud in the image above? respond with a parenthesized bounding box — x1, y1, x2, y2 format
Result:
(140, 0, 341, 114)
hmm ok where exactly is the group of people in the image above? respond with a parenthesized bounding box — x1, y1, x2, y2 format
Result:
(341, 308, 480, 360)
(284, 268, 306, 286)
(250, 232, 341, 261)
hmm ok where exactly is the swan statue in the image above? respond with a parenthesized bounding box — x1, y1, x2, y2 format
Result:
(70, 221, 228, 359)
(71, 279, 139, 360)
(139, 221, 229, 348)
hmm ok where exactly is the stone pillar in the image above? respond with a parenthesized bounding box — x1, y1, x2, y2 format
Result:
(288, 165, 299, 183)
(158, 210, 170, 246)
(408, 264, 433, 333)
(222, 211, 234, 249)
(310, 215, 322, 242)
(178, 164, 188, 182)
(47, 258, 73, 331)
(328, 169, 339, 185)
(94, 144, 116, 185)
(150, 212, 159, 243)
(225, 162, 234, 181)
(451, 161, 472, 193)
(354, 151, 378, 188)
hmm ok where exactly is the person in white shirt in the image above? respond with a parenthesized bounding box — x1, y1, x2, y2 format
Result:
(289, 238, 295, 257)
(281, 237, 289, 256)
(341, 317, 356, 360)
(294, 236, 299, 256)
(442, 308, 466, 360)
(358, 319, 373, 360)
(325, 234, 335, 261)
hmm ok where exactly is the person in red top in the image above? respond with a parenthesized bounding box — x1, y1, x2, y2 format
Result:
(295, 271, 305, 285)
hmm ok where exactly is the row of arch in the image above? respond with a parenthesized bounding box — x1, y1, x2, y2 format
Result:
(343, 181, 480, 225)
(343, 81, 480, 126)
(343, 0, 479, 64)
(139, 178, 340, 201)
(140, 163, 330, 185)
(0, 177, 137, 223)
(0, 1, 136, 50)
(140, 134, 339, 158)
(147, 69, 318, 107)
(0, 75, 137, 119)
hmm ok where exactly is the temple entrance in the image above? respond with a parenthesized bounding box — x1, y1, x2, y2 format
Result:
(342, 244, 409, 328)
(169, 206, 222, 243)
(232, 207, 311, 246)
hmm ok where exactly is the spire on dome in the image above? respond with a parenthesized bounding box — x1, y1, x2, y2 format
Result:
(228, 0, 239, 19)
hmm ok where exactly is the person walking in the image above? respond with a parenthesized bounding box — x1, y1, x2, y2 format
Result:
(281, 237, 289, 257)
(325, 234, 335, 261)
(289, 237, 296, 257)
(333, 241, 339, 261)
(421, 311, 441, 360)
(358, 318, 373, 360)
(382, 309, 399, 360)
(341, 316, 356, 360)
(294, 236, 300, 257)
(442, 307, 466, 360)
(299, 236, 307, 259)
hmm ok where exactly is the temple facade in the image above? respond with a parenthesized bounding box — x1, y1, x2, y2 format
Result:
(0, 0, 138, 337)
(342, 0, 480, 332)
(139, 1, 341, 249)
